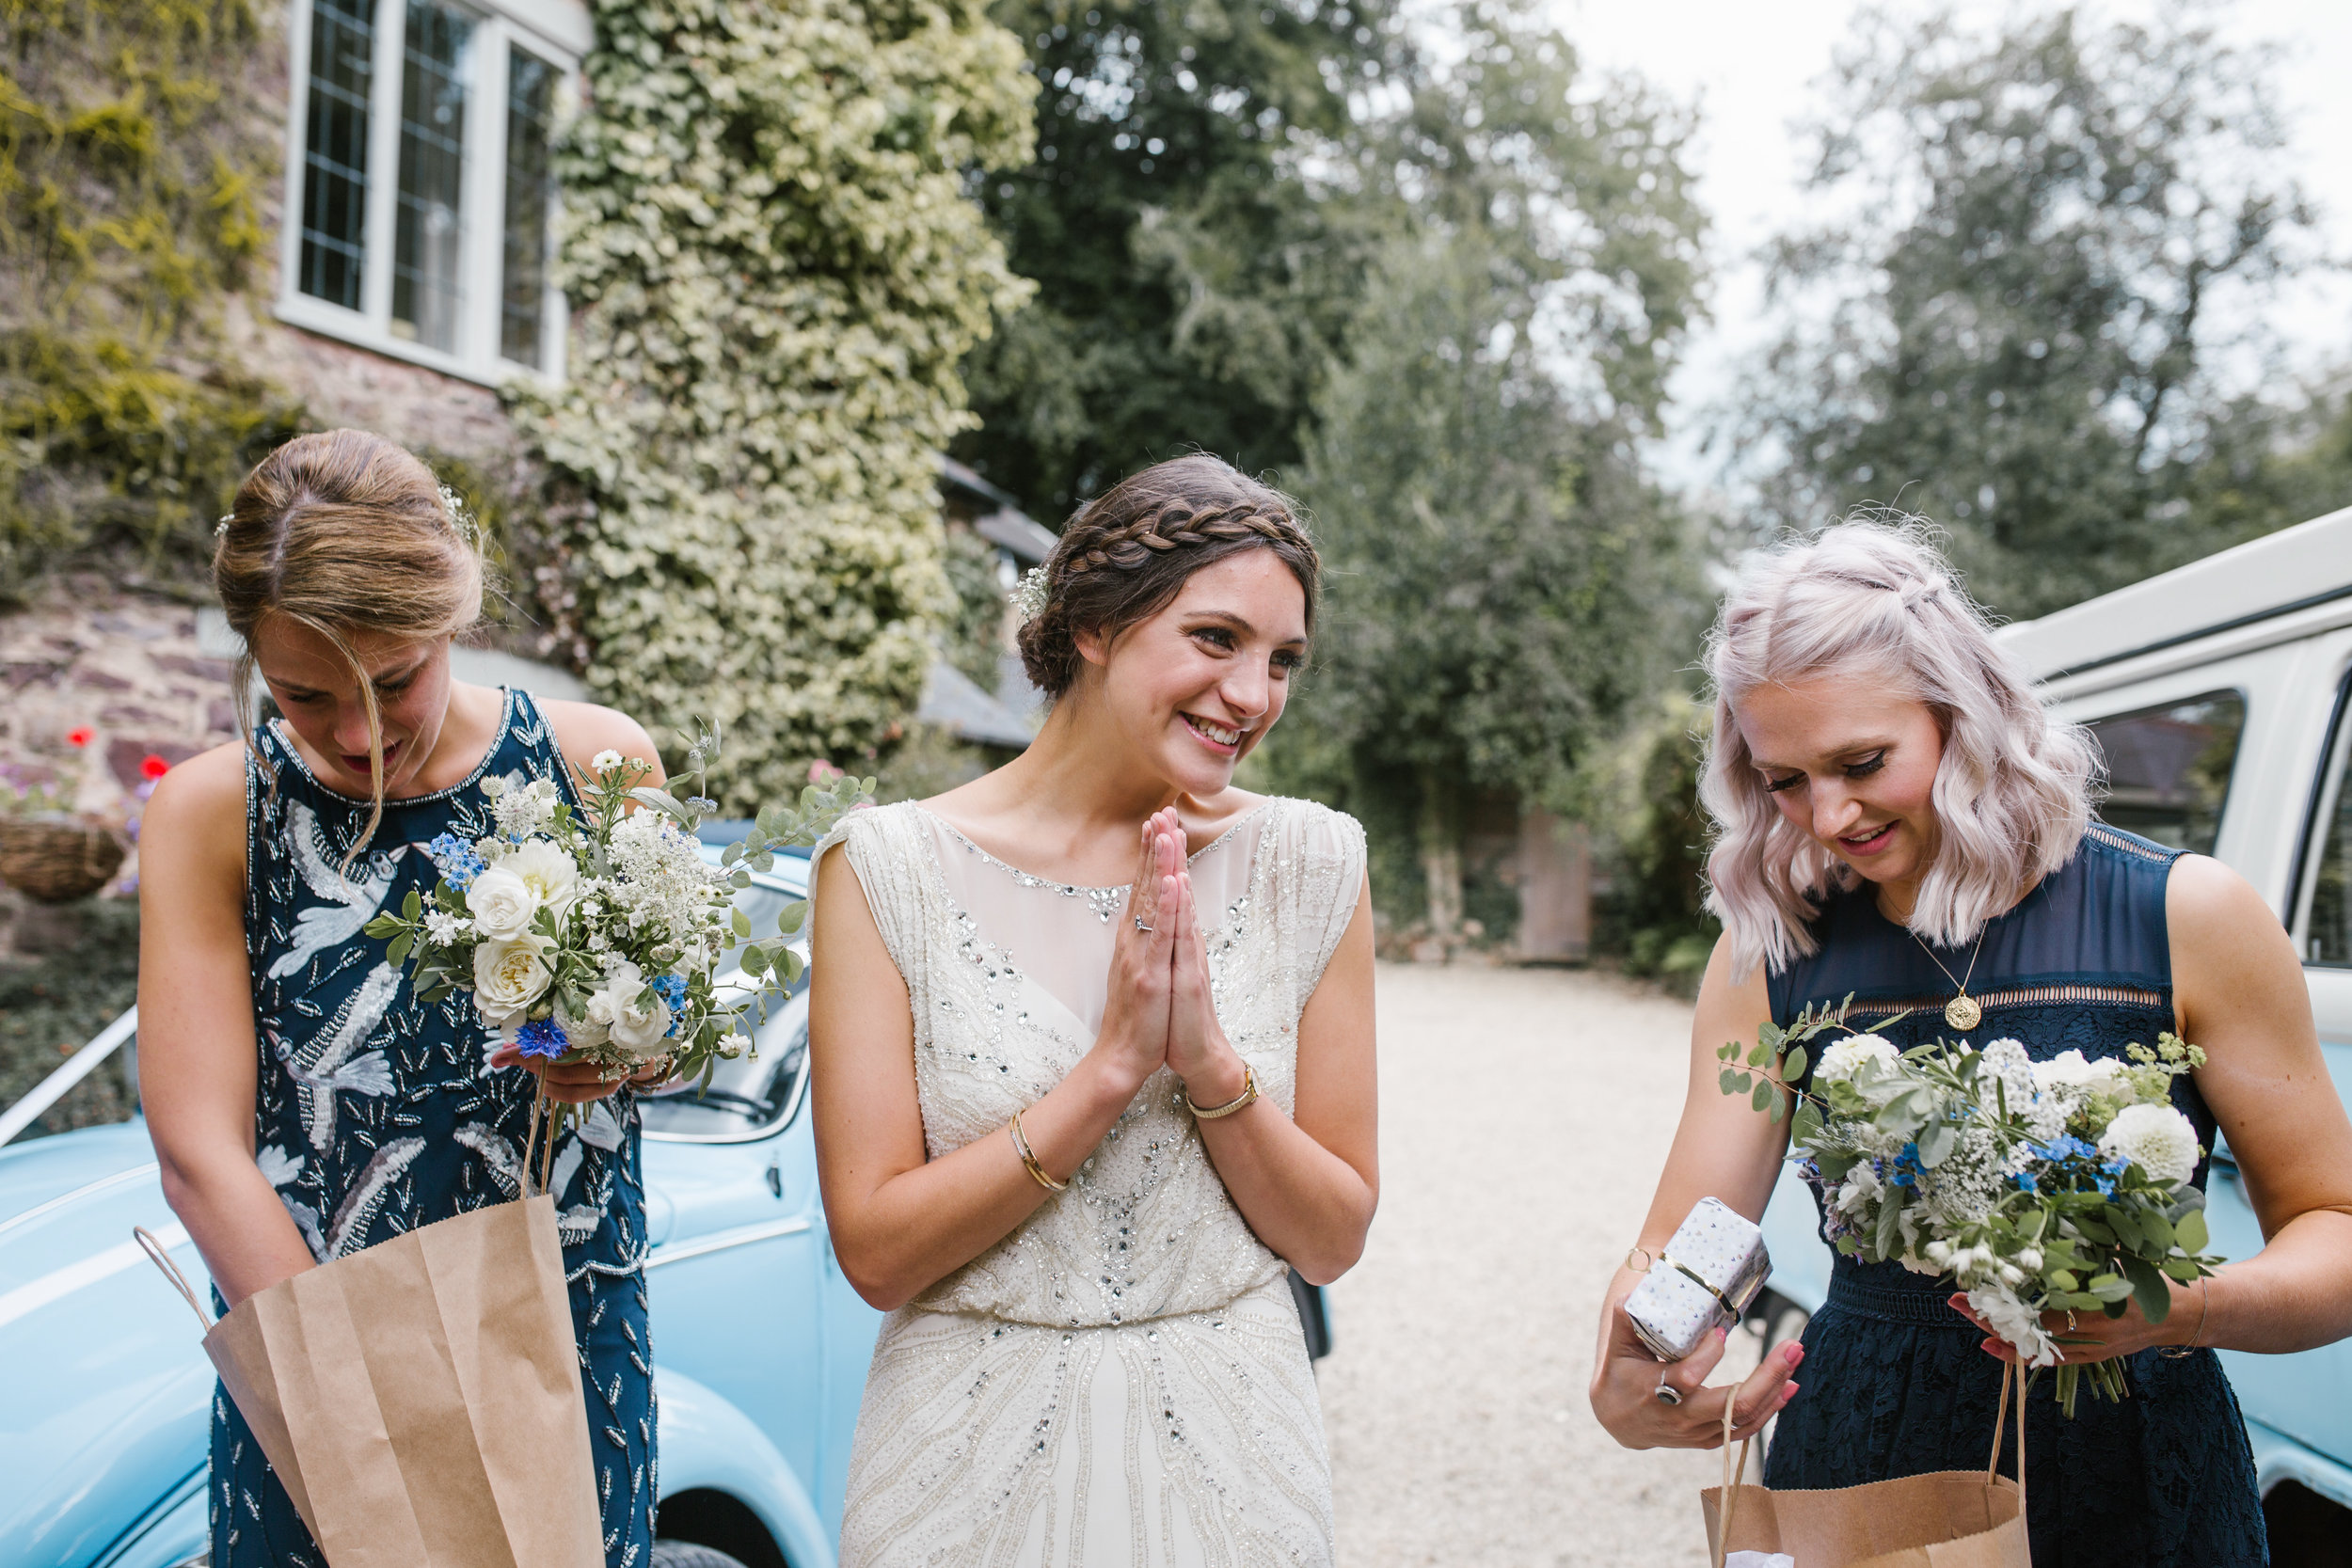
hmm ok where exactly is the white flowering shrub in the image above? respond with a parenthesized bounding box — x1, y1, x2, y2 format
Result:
(512, 0, 1037, 810)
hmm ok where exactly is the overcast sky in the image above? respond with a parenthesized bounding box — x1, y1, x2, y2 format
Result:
(1552, 0, 2352, 496)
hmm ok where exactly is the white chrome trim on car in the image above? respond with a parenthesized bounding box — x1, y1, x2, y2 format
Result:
(0, 1222, 193, 1331)
(0, 1161, 162, 1242)
(0, 1006, 138, 1148)
(644, 1215, 813, 1270)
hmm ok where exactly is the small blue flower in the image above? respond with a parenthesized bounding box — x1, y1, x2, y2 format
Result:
(2013, 1170, 2038, 1193)
(651, 973, 687, 1008)
(426, 832, 486, 891)
(516, 1018, 568, 1060)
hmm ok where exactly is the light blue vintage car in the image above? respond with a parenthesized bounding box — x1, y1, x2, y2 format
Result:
(0, 845, 882, 1568)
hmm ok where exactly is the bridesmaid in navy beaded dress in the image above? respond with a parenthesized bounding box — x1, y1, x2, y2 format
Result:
(139, 432, 672, 1567)
(1592, 521, 2352, 1568)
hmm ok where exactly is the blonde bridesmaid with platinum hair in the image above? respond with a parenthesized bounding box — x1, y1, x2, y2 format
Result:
(808, 454, 1376, 1568)
(1590, 518, 2352, 1566)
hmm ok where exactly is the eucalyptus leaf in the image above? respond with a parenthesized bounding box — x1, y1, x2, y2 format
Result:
(1783, 1046, 1809, 1082)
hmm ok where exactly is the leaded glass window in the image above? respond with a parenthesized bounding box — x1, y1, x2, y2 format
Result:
(501, 45, 557, 368)
(391, 0, 473, 352)
(297, 0, 374, 309)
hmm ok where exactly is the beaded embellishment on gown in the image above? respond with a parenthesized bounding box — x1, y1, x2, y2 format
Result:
(820, 798, 1364, 1568)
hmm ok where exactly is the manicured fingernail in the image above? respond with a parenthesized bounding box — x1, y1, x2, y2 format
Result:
(1783, 1343, 1804, 1366)
(1783, 1382, 1799, 1400)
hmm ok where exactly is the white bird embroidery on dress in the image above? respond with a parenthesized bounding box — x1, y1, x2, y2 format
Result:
(326, 1137, 428, 1258)
(453, 1123, 525, 1199)
(271, 961, 402, 1153)
(255, 1144, 306, 1187)
(267, 801, 408, 981)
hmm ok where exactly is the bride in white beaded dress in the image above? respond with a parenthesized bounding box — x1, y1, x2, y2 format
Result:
(808, 454, 1377, 1568)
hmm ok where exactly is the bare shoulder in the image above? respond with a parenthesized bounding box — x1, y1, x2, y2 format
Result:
(1694, 929, 1775, 1045)
(143, 739, 249, 834)
(140, 740, 250, 894)
(2164, 853, 2281, 945)
(537, 699, 663, 784)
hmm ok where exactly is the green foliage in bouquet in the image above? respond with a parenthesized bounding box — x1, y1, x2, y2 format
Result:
(1724, 1009, 2225, 1415)
(366, 721, 875, 1095)
(508, 0, 1038, 811)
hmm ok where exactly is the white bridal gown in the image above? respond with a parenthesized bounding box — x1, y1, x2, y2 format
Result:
(818, 798, 1365, 1568)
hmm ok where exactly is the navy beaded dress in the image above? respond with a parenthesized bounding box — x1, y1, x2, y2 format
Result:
(213, 689, 656, 1568)
(1761, 822, 2265, 1566)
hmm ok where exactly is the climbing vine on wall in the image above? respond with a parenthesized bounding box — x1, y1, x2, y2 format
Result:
(0, 0, 300, 598)
(509, 0, 1037, 809)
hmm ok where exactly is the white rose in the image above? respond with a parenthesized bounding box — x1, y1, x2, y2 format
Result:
(555, 992, 611, 1051)
(472, 937, 553, 1023)
(1816, 1036, 1899, 1084)
(586, 962, 673, 1062)
(2097, 1102, 2201, 1188)
(503, 838, 580, 924)
(468, 865, 537, 941)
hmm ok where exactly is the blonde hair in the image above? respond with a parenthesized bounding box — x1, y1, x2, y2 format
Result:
(215, 430, 488, 850)
(1699, 517, 2095, 979)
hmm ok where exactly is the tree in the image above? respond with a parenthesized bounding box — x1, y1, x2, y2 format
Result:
(1267, 1, 1707, 942)
(511, 0, 1037, 810)
(1735, 6, 2326, 618)
(956, 0, 1407, 518)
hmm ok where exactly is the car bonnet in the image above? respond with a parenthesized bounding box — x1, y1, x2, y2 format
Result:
(0, 1121, 213, 1565)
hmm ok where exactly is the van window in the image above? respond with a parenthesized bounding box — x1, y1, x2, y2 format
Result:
(2301, 686, 2352, 966)
(2084, 691, 2245, 857)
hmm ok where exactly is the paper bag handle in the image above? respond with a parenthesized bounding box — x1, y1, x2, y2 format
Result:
(1714, 1386, 1754, 1568)
(1984, 1360, 2026, 1502)
(134, 1225, 215, 1334)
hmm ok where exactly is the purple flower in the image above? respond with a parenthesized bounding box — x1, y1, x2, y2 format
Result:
(516, 1018, 568, 1060)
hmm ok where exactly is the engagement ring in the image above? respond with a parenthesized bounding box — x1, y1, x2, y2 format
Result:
(1134, 916, 1154, 933)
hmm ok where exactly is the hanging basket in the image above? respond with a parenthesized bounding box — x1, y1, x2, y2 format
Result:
(0, 816, 127, 904)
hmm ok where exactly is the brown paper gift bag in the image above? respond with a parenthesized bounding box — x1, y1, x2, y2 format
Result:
(1700, 1362, 2030, 1568)
(136, 1191, 604, 1568)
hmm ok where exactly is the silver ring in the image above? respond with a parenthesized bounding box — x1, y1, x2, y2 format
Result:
(1134, 916, 1154, 933)
(1653, 1379, 1683, 1407)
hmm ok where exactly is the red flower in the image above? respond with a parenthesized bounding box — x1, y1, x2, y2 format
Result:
(139, 754, 170, 781)
(67, 727, 94, 748)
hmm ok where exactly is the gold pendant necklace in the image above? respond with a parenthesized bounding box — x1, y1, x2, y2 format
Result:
(1913, 929, 1986, 1033)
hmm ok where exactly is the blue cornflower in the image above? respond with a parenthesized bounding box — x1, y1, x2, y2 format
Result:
(516, 1018, 568, 1060)
(426, 832, 486, 891)
(2013, 1170, 2039, 1193)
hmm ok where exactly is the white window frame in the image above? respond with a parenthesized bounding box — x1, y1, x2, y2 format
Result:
(276, 0, 590, 388)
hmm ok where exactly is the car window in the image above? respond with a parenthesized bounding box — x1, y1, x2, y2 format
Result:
(2083, 690, 2246, 856)
(2299, 681, 2352, 967)
(639, 990, 809, 1139)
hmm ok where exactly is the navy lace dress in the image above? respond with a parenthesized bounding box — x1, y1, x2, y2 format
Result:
(212, 689, 657, 1568)
(1761, 822, 2265, 1565)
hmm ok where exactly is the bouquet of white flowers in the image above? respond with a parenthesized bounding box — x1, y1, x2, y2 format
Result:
(366, 724, 870, 1162)
(1722, 1006, 2224, 1415)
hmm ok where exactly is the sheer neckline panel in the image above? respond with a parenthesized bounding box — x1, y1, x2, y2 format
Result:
(911, 801, 1272, 894)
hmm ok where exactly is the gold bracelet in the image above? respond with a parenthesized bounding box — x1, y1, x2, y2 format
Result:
(1009, 1110, 1067, 1193)
(2164, 1275, 2213, 1358)
(1183, 1063, 1258, 1120)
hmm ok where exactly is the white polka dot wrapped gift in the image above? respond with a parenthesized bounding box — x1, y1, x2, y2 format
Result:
(1626, 1196, 1773, 1362)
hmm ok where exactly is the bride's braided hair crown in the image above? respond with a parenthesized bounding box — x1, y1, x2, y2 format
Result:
(1018, 453, 1319, 698)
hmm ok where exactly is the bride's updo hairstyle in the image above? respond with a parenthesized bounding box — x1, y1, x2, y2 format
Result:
(1699, 517, 2096, 978)
(1018, 453, 1319, 699)
(215, 429, 490, 844)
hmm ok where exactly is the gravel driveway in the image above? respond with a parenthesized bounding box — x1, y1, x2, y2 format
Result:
(1319, 962, 1766, 1567)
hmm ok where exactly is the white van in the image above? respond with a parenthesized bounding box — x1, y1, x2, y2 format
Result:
(1755, 503, 2352, 1555)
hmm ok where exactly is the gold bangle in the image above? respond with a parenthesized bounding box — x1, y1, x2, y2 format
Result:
(2164, 1275, 2213, 1358)
(1184, 1063, 1258, 1120)
(1009, 1110, 1067, 1193)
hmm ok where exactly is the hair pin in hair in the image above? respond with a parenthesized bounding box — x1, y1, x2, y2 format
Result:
(215, 514, 234, 538)
(1013, 564, 1051, 626)
(437, 483, 476, 540)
